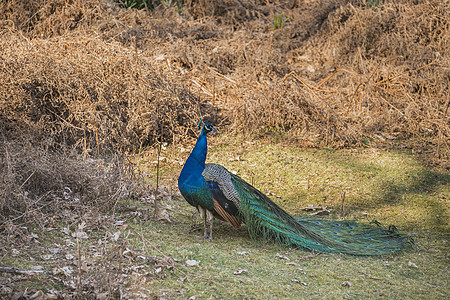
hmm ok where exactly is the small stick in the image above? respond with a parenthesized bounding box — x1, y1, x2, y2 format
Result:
(154, 141, 161, 218)
(386, 69, 390, 106)
(358, 271, 385, 282)
(340, 191, 346, 217)
(325, 112, 329, 145)
(269, 34, 273, 57)
(83, 136, 87, 159)
(212, 76, 216, 105)
(154, 115, 164, 218)
(0, 266, 53, 275)
(20, 170, 36, 188)
(95, 124, 99, 159)
(76, 233, 82, 299)
(443, 97, 450, 118)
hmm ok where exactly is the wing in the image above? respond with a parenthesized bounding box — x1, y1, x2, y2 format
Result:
(202, 164, 242, 228)
(207, 181, 241, 227)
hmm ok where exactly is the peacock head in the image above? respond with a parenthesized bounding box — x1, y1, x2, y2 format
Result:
(201, 123, 217, 136)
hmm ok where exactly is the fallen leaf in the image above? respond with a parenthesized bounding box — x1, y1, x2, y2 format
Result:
(29, 290, 44, 300)
(151, 157, 166, 164)
(228, 155, 241, 161)
(408, 261, 419, 268)
(114, 220, 125, 227)
(80, 261, 89, 273)
(275, 253, 289, 260)
(156, 209, 172, 223)
(112, 230, 121, 242)
(342, 281, 352, 287)
(55, 266, 74, 277)
(96, 292, 109, 300)
(48, 248, 60, 255)
(185, 259, 199, 267)
(72, 231, 89, 239)
(77, 221, 86, 231)
(11, 292, 24, 300)
(233, 268, 248, 275)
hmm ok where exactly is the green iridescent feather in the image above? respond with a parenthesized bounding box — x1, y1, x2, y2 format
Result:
(231, 174, 412, 255)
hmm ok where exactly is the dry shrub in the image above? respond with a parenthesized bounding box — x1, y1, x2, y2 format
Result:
(0, 30, 209, 153)
(0, 0, 104, 38)
(0, 133, 139, 224)
(0, 0, 449, 223)
(173, 0, 449, 157)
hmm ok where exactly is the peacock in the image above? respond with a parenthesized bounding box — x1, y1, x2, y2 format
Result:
(178, 122, 411, 255)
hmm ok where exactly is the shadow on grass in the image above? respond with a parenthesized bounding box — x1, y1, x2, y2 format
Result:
(321, 149, 449, 233)
(375, 168, 449, 232)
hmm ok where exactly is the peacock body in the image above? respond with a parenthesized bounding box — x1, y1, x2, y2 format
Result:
(178, 123, 411, 255)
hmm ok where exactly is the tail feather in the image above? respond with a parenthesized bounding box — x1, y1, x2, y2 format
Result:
(231, 174, 412, 255)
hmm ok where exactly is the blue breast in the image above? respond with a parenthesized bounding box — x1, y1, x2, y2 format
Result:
(178, 132, 214, 211)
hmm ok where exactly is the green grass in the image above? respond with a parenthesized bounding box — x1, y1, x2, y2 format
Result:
(131, 134, 448, 298)
(2, 135, 449, 298)
(128, 214, 447, 299)
(273, 12, 289, 30)
(117, 0, 183, 12)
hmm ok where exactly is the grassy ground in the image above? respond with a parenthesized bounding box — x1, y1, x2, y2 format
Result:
(130, 135, 449, 299)
(1, 136, 449, 299)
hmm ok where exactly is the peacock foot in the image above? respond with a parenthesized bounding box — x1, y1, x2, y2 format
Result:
(196, 234, 212, 241)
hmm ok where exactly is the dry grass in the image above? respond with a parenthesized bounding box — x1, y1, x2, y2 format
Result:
(0, 0, 448, 154)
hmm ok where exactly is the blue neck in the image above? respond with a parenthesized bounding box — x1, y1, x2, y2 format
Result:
(179, 131, 208, 185)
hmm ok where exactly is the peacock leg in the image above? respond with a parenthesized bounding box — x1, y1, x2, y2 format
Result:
(197, 206, 209, 239)
(206, 209, 214, 241)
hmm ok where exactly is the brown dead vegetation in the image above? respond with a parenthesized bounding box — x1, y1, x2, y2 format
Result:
(0, 0, 448, 221)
